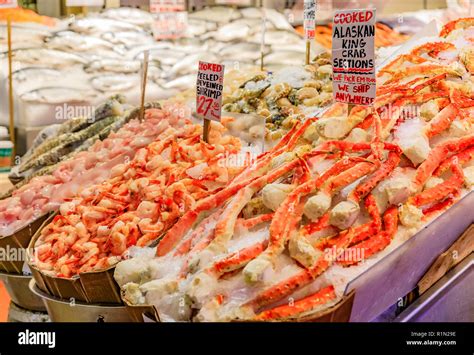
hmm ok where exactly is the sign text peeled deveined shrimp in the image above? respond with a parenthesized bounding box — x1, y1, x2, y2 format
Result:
(332, 9, 376, 106)
(196, 61, 225, 122)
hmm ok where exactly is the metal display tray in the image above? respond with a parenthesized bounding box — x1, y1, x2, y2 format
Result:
(394, 253, 473, 322)
(345, 191, 474, 322)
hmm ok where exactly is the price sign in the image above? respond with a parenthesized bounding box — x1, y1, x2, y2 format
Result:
(332, 9, 376, 106)
(0, 0, 18, 8)
(303, 0, 316, 40)
(150, 0, 185, 12)
(215, 0, 252, 5)
(152, 11, 187, 40)
(196, 61, 225, 122)
(66, 0, 104, 6)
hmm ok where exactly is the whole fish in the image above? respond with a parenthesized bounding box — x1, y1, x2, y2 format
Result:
(70, 18, 145, 35)
(101, 31, 155, 47)
(90, 74, 138, 93)
(93, 94, 126, 121)
(19, 116, 119, 173)
(189, 7, 241, 24)
(20, 87, 92, 104)
(12, 48, 88, 68)
(98, 7, 153, 28)
(12, 67, 61, 83)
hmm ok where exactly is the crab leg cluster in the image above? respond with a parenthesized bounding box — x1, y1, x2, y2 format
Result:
(111, 18, 474, 322)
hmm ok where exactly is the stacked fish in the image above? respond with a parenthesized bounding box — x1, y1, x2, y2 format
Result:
(30, 108, 242, 277)
(0, 6, 308, 128)
(8, 95, 128, 187)
(0, 101, 169, 237)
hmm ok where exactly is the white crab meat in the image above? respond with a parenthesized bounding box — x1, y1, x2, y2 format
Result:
(243, 257, 271, 284)
(329, 200, 360, 230)
(399, 204, 423, 227)
(122, 282, 145, 305)
(424, 176, 444, 190)
(140, 279, 178, 304)
(186, 271, 219, 307)
(315, 117, 352, 139)
(303, 192, 332, 221)
(402, 136, 431, 166)
(419, 100, 440, 121)
(302, 122, 319, 142)
(288, 234, 323, 268)
(385, 177, 413, 205)
(113, 258, 151, 287)
(345, 127, 370, 143)
(262, 183, 294, 211)
(463, 166, 474, 187)
(271, 152, 296, 169)
(449, 120, 472, 137)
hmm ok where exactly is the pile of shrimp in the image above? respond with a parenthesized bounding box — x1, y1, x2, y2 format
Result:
(31, 107, 242, 278)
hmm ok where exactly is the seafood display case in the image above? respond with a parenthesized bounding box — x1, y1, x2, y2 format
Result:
(0, 1, 473, 325)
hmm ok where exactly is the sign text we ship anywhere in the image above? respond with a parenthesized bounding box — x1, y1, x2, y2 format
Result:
(332, 9, 376, 106)
(196, 61, 224, 122)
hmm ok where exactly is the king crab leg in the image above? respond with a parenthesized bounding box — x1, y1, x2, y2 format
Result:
(253, 285, 336, 321)
(339, 206, 398, 267)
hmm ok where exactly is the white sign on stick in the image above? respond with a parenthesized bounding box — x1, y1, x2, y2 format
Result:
(332, 9, 376, 106)
(152, 11, 187, 40)
(150, 0, 185, 13)
(66, 0, 104, 6)
(303, 0, 316, 40)
(196, 61, 225, 122)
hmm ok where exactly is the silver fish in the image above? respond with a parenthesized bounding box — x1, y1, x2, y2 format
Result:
(240, 7, 264, 19)
(45, 34, 122, 55)
(101, 31, 155, 47)
(20, 87, 93, 104)
(84, 58, 141, 74)
(189, 7, 242, 24)
(162, 74, 195, 91)
(249, 30, 303, 45)
(0, 25, 51, 44)
(264, 9, 294, 31)
(166, 52, 218, 78)
(12, 67, 61, 83)
(98, 7, 153, 28)
(263, 51, 306, 66)
(70, 18, 145, 35)
(206, 22, 252, 42)
(134, 48, 186, 67)
(12, 48, 88, 68)
(188, 19, 217, 37)
(90, 74, 137, 93)
(19, 116, 119, 173)
(219, 42, 266, 61)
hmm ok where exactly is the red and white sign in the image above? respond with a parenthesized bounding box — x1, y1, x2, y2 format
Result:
(150, 0, 185, 13)
(196, 61, 225, 122)
(66, 0, 104, 6)
(303, 0, 316, 40)
(0, 0, 18, 8)
(152, 11, 187, 40)
(332, 9, 376, 106)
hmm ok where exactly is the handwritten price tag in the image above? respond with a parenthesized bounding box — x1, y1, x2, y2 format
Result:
(196, 61, 225, 122)
(152, 11, 188, 40)
(332, 9, 376, 106)
(0, 0, 18, 8)
(65, 0, 104, 6)
(150, 0, 185, 13)
(304, 0, 316, 40)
